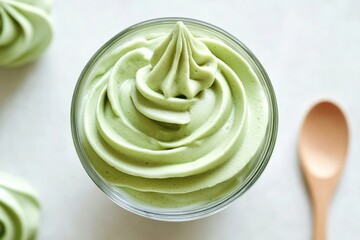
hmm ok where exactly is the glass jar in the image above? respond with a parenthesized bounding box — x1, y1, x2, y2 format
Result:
(71, 17, 278, 221)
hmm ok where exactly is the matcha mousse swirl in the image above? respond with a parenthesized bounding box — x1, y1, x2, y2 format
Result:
(0, 0, 52, 67)
(81, 21, 267, 205)
(0, 173, 40, 240)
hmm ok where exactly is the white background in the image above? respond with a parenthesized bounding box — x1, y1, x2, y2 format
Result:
(1, 0, 359, 239)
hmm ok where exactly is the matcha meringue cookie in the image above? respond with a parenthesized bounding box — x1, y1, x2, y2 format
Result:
(0, 173, 41, 240)
(0, 0, 53, 67)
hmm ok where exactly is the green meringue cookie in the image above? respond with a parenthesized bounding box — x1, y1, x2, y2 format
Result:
(0, 173, 40, 240)
(0, 0, 52, 67)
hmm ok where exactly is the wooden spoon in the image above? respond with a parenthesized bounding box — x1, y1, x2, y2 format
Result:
(298, 101, 349, 240)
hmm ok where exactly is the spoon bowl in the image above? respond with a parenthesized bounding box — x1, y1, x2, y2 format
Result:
(299, 101, 349, 240)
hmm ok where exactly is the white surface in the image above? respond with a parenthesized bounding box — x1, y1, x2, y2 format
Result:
(1, 0, 360, 239)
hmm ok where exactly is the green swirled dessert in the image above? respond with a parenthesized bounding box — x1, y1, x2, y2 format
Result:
(79, 21, 269, 208)
(0, 0, 52, 67)
(0, 173, 40, 240)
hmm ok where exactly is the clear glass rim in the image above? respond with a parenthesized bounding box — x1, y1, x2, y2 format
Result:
(71, 17, 278, 222)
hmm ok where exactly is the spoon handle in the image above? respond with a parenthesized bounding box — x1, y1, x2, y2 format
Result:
(313, 200, 329, 240)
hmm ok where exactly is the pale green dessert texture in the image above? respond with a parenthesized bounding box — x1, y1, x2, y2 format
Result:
(80, 22, 268, 208)
(0, 173, 40, 240)
(0, 0, 52, 67)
